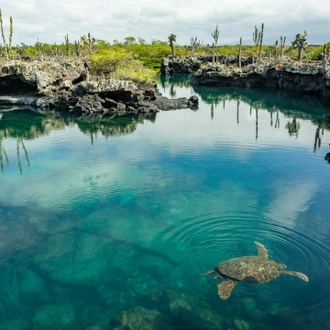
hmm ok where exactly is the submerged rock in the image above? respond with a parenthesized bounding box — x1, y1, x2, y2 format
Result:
(168, 292, 223, 330)
(109, 306, 172, 330)
(234, 318, 250, 330)
(33, 303, 76, 330)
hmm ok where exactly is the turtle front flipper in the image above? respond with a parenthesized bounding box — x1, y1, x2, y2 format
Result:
(200, 269, 216, 276)
(281, 270, 308, 282)
(254, 241, 268, 259)
(217, 279, 237, 300)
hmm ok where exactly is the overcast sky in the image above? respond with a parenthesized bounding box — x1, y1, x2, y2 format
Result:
(1, 0, 329, 46)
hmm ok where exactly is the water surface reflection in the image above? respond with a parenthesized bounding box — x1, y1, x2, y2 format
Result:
(0, 78, 330, 329)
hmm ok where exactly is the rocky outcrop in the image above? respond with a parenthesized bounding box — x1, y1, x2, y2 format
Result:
(160, 55, 254, 75)
(0, 59, 198, 116)
(193, 62, 330, 100)
(161, 56, 202, 75)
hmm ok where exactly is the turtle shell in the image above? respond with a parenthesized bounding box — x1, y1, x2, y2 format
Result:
(218, 256, 283, 283)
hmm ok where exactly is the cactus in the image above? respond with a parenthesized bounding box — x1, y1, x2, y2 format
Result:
(258, 23, 264, 59)
(81, 32, 96, 56)
(253, 25, 261, 58)
(211, 25, 219, 63)
(168, 34, 176, 56)
(274, 40, 278, 58)
(8, 16, 12, 55)
(190, 37, 202, 55)
(322, 44, 328, 72)
(253, 24, 264, 60)
(74, 39, 81, 57)
(280, 36, 286, 58)
(292, 31, 307, 62)
(238, 37, 242, 68)
(65, 34, 70, 58)
(0, 8, 9, 60)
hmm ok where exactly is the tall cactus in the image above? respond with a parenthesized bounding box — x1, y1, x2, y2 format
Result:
(322, 44, 328, 72)
(168, 34, 176, 56)
(280, 36, 286, 58)
(0, 8, 11, 61)
(211, 25, 219, 63)
(292, 31, 307, 62)
(258, 23, 264, 59)
(190, 37, 202, 55)
(81, 32, 96, 56)
(8, 16, 12, 56)
(238, 37, 243, 68)
(65, 34, 70, 58)
(74, 39, 81, 57)
(274, 40, 278, 58)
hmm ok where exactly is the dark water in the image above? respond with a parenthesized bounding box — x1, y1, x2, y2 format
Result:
(1, 77, 330, 329)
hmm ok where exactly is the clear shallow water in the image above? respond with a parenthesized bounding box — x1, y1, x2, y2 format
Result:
(1, 78, 330, 329)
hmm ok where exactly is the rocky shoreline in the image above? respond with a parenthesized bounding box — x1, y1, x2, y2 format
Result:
(161, 56, 330, 102)
(0, 59, 198, 116)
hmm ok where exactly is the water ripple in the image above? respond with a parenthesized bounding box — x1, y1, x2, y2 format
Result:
(155, 210, 330, 312)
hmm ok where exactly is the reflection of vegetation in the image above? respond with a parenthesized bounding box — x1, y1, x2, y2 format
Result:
(313, 123, 325, 152)
(190, 82, 330, 146)
(0, 109, 157, 173)
(16, 137, 30, 174)
(159, 75, 193, 94)
(76, 113, 156, 143)
(0, 136, 9, 172)
(0, 109, 67, 139)
(286, 117, 300, 137)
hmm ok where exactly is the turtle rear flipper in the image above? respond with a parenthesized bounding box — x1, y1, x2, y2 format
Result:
(254, 241, 268, 259)
(217, 279, 237, 300)
(281, 270, 308, 282)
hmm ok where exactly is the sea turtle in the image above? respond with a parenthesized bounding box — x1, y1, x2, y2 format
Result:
(202, 241, 308, 300)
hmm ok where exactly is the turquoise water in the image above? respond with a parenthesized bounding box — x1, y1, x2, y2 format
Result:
(1, 77, 330, 329)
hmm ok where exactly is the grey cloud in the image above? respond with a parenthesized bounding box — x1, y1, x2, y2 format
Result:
(2, 0, 330, 45)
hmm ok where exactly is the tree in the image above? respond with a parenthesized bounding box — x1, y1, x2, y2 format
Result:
(168, 34, 176, 56)
(292, 31, 307, 62)
(124, 36, 136, 46)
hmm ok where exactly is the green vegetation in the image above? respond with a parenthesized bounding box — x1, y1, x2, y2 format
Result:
(90, 47, 156, 83)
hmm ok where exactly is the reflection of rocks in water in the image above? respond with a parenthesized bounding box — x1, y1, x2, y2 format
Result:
(0, 109, 68, 139)
(325, 152, 330, 163)
(110, 306, 172, 330)
(76, 113, 156, 138)
(192, 85, 330, 120)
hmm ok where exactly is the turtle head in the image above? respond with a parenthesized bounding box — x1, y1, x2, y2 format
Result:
(277, 263, 286, 270)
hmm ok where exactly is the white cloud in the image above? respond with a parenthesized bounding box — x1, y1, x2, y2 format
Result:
(1, 0, 330, 46)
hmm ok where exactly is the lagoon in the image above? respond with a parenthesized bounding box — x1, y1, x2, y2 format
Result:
(0, 77, 330, 329)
